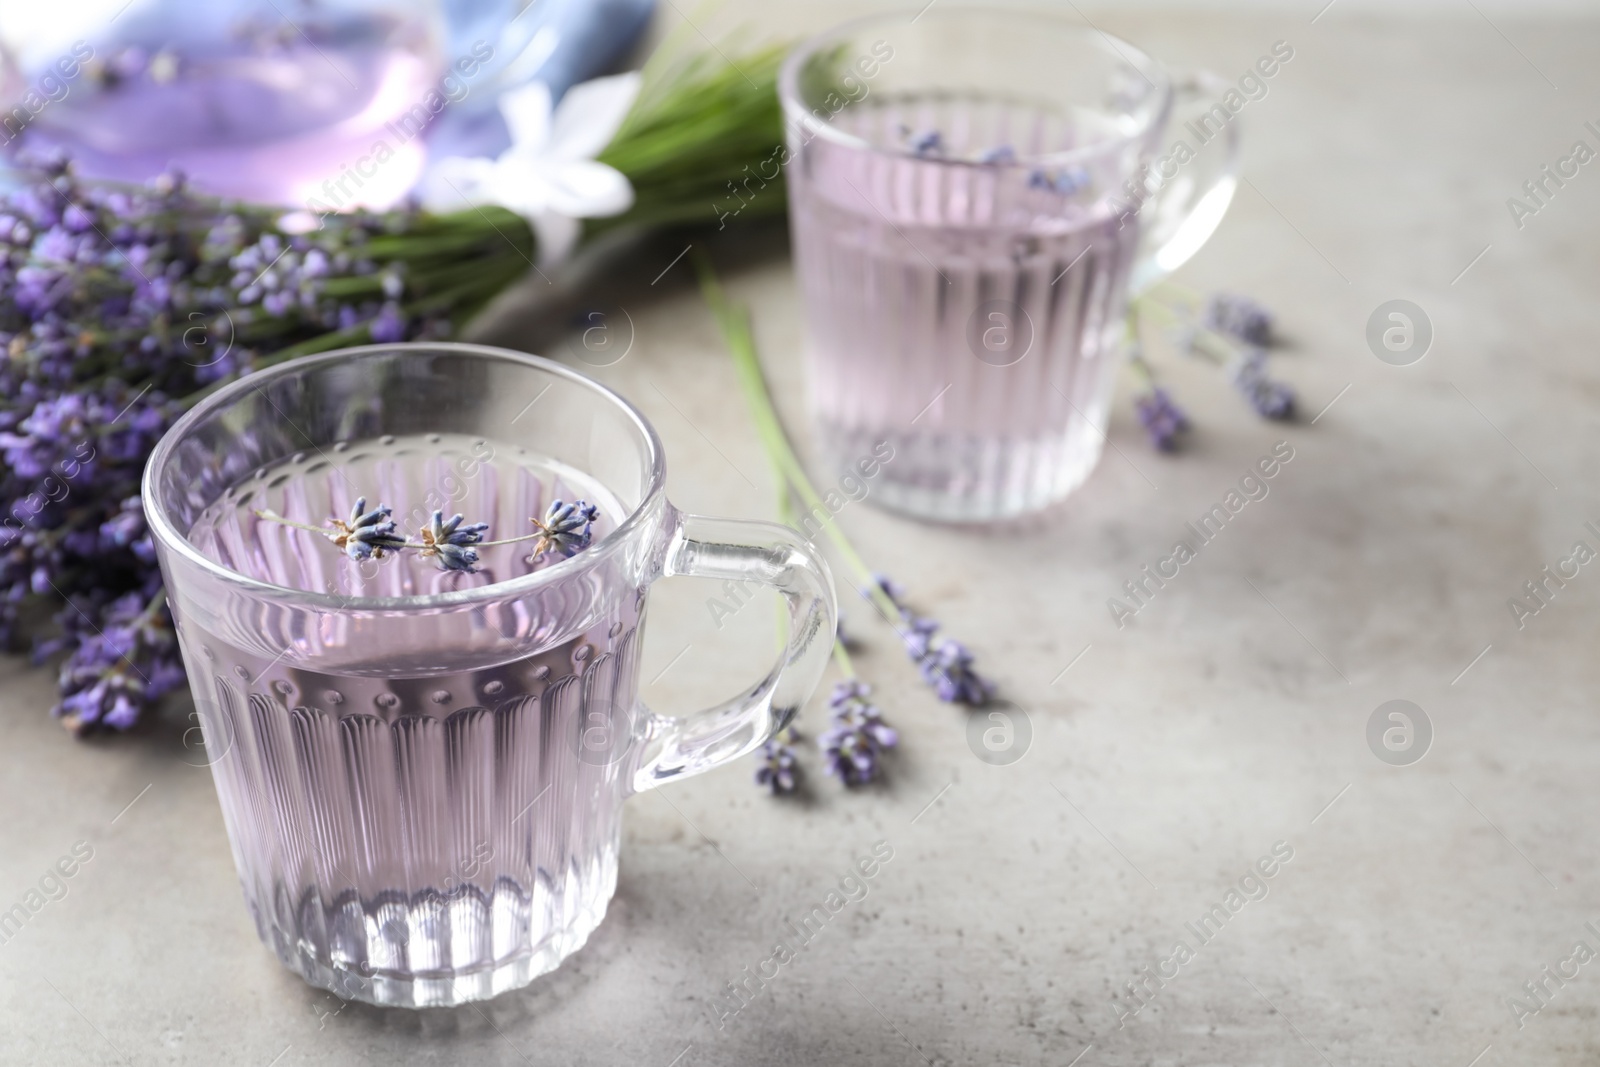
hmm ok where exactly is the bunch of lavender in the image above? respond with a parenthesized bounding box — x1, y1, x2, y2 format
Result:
(0, 157, 508, 732)
(0, 45, 799, 735)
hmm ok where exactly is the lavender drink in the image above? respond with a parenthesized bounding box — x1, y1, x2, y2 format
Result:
(182, 435, 638, 1005)
(790, 101, 1143, 521)
(780, 11, 1240, 521)
(143, 344, 837, 1007)
(15, 3, 444, 207)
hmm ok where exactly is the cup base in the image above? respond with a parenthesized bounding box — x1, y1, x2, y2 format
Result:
(254, 863, 617, 1008)
(826, 428, 1108, 524)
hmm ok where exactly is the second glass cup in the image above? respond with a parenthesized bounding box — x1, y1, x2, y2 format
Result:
(781, 8, 1240, 521)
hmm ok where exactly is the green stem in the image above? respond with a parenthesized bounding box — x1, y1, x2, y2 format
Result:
(252, 510, 331, 537)
(695, 258, 908, 637)
(776, 478, 854, 680)
(831, 637, 856, 679)
(1149, 278, 1205, 309)
(1131, 293, 1242, 367)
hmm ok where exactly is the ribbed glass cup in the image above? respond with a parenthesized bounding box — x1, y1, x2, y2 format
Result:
(143, 343, 836, 1007)
(781, 9, 1239, 521)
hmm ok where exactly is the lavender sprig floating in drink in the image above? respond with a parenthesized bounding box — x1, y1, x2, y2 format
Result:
(254, 495, 599, 575)
(903, 127, 944, 156)
(1027, 166, 1091, 196)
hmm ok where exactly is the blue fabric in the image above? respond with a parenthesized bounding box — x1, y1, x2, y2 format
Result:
(427, 0, 657, 162)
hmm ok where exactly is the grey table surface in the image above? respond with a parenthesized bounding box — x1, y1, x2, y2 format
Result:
(6, 4, 1600, 1065)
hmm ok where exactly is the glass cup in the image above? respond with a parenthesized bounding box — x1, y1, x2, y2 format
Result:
(142, 342, 836, 1007)
(780, 8, 1241, 521)
(4, 0, 446, 207)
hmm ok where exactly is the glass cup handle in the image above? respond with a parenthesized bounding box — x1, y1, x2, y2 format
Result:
(626, 509, 837, 793)
(1130, 71, 1242, 293)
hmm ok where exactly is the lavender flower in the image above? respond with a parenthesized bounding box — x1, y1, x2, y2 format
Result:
(908, 129, 944, 156)
(1134, 387, 1189, 452)
(755, 727, 801, 795)
(819, 681, 898, 786)
(917, 639, 993, 705)
(900, 614, 939, 663)
(528, 499, 599, 560)
(1231, 348, 1296, 421)
(327, 498, 407, 561)
(865, 574, 995, 707)
(1028, 167, 1090, 196)
(99, 496, 156, 563)
(369, 301, 407, 343)
(51, 592, 184, 732)
(977, 145, 1017, 165)
(1205, 293, 1274, 346)
(257, 494, 601, 574)
(417, 510, 489, 573)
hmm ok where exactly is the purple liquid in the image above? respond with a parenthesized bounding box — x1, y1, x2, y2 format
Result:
(24, 41, 436, 207)
(181, 433, 640, 1006)
(790, 95, 1143, 520)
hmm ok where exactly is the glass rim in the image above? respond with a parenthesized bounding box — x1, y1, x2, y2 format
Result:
(777, 6, 1174, 169)
(141, 342, 667, 613)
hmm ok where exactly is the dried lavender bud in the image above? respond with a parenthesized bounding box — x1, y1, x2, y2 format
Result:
(417, 510, 489, 573)
(1134, 387, 1189, 452)
(1028, 167, 1090, 196)
(819, 681, 897, 786)
(866, 574, 994, 706)
(917, 639, 994, 706)
(327, 498, 407, 561)
(528, 499, 599, 560)
(1206, 293, 1274, 346)
(755, 727, 801, 795)
(1232, 348, 1296, 421)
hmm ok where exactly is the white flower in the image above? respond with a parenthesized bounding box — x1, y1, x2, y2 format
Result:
(422, 72, 641, 266)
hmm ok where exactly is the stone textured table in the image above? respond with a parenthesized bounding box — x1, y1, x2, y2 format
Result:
(5, 4, 1600, 1065)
